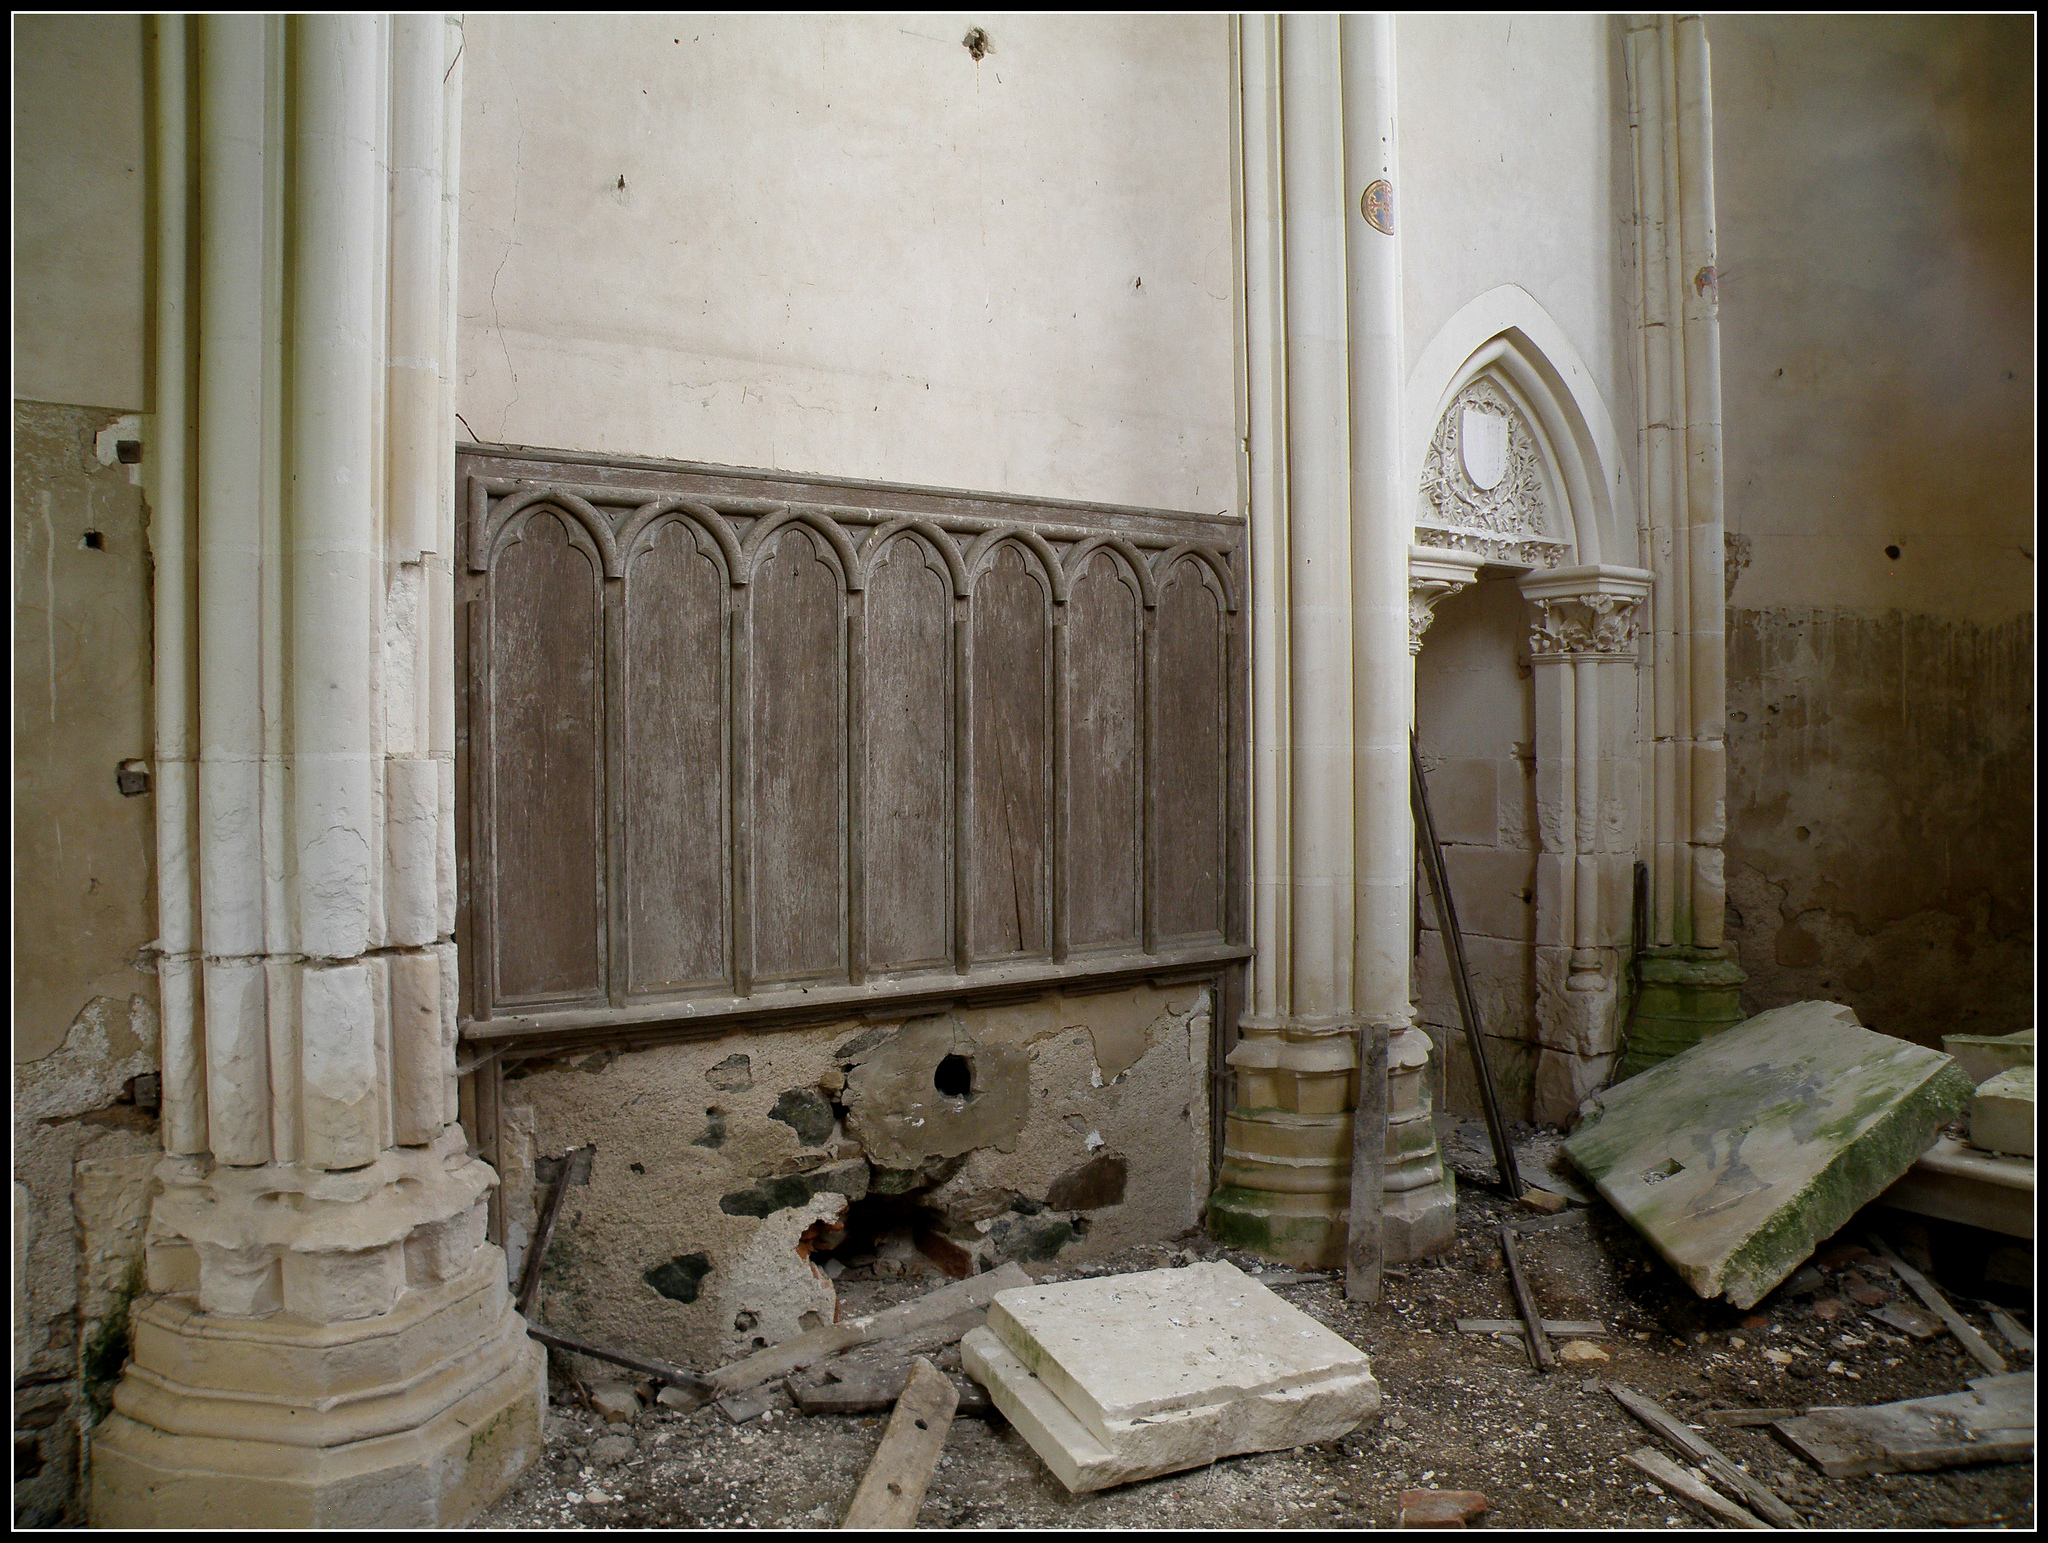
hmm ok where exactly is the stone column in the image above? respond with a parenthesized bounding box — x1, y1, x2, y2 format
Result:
(1518, 569, 1652, 1123)
(1622, 13, 1744, 1069)
(1211, 14, 1453, 1269)
(92, 17, 543, 1528)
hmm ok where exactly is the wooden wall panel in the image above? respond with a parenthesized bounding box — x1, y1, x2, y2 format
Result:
(488, 508, 604, 1003)
(971, 544, 1051, 960)
(622, 519, 729, 994)
(1065, 549, 1143, 951)
(458, 447, 1245, 1047)
(748, 525, 846, 983)
(865, 534, 953, 971)
(1155, 558, 1226, 941)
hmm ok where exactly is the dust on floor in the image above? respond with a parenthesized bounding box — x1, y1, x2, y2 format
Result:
(473, 1129, 2034, 1530)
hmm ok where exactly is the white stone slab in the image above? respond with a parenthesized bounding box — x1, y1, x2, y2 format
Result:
(964, 1261, 1379, 1491)
(1969, 1066, 2034, 1157)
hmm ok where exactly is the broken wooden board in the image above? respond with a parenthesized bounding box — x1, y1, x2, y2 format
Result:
(1623, 1446, 1768, 1529)
(788, 1368, 991, 1419)
(1606, 1381, 1803, 1528)
(1565, 1000, 1975, 1308)
(1456, 1318, 1607, 1337)
(1988, 1307, 2032, 1356)
(1772, 1373, 2033, 1478)
(1703, 1406, 1803, 1427)
(1867, 1236, 2007, 1376)
(714, 1384, 783, 1424)
(709, 1262, 1030, 1396)
(840, 1357, 958, 1528)
(1500, 1223, 1553, 1373)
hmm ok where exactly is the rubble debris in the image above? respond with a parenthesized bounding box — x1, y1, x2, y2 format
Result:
(1499, 1223, 1554, 1373)
(1866, 1236, 2007, 1376)
(1396, 1487, 1491, 1528)
(1517, 1185, 1568, 1215)
(840, 1357, 958, 1528)
(1605, 1381, 1803, 1527)
(708, 1261, 1030, 1397)
(1968, 1066, 2033, 1157)
(1772, 1373, 2034, 1478)
(1556, 1341, 1609, 1363)
(1868, 1302, 1941, 1340)
(1564, 1001, 1975, 1308)
(715, 1385, 784, 1424)
(589, 1380, 643, 1423)
(960, 1261, 1379, 1492)
(1455, 1319, 1607, 1337)
(1622, 1447, 1767, 1528)
(1940, 1028, 2033, 1087)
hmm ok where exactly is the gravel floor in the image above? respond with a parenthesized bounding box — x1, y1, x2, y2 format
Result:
(474, 1123, 2034, 1530)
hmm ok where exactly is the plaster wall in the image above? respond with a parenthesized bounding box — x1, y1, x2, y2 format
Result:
(1413, 577, 1541, 1122)
(455, 13, 1236, 514)
(1396, 13, 1638, 500)
(12, 15, 149, 413)
(1711, 15, 2034, 1044)
(497, 986, 1210, 1372)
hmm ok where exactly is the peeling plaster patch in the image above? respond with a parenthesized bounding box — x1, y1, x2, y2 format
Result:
(719, 1160, 869, 1219)
(843, 1015, 1030, 1166)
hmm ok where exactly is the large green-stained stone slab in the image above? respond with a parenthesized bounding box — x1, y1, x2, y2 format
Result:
(1565, 1001, 1976, 1309)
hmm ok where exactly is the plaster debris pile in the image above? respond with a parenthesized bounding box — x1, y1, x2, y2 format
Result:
(1563, 999, 1976, 1307)
(960, 1260, 1380, 1492)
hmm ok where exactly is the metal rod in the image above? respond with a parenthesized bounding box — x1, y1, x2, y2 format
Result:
(1500, 1222, 1554, 1374)
(1411, 732, 1522, 1196)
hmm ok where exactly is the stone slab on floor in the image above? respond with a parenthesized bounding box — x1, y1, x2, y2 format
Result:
(960, 1261, 1379, 1491)
(1968, 1066, 2034, 1158)
(1563, 1000, 1976, 1310)
(1879, 1133, 2034, 1240)
(1942, 1028, 2034, 1087)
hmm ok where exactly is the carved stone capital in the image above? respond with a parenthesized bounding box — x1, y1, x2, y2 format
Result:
(1407, 546, 1483, 654)
(1526, 592, 1646, 657)
(1408, 576, 1466, 653)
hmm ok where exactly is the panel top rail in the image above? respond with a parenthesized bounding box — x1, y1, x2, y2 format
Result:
(458, 442, 1245, 555)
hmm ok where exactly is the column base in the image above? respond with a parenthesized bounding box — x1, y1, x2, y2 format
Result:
(1618, 946, 1747, 1079)
(89, 1252, 543, 1528)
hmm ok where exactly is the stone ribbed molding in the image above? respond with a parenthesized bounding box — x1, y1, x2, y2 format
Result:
(91, 17, 543, 1526)
(1517, 567, 1653, 1126)
(1213, 15, 1454, 1269)
(1621, 13, 1745, 1066)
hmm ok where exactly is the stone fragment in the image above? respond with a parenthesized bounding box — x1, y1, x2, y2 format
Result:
(588, 1433, 634, 1467)
(1563, 1001, 1976, 1308)
(589, 1380, 642, 1423)
(962, 1261, 1379, 1492)
(1968, 1066, 2033, 1157)
(1842, 1274, 1888, 1308)
(1517, 1185, 1568, 1214)
(1557, 1340, 1609, 1362)
(1397, 1489, 1491, 1528)
(1812, 1299, 1842, 1323)
(1940, 1029, 2033, 1088)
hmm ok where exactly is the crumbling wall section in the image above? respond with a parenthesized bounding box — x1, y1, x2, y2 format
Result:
(13, 400, 162, 1527)
(498, 985, 1209, 1372)
(1724, 607, 2033, 1046)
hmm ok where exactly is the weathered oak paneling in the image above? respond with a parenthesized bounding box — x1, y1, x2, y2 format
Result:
(749, 524, 846, 983)
(622, 517, 729, 994)
(1065, 547, 1143, 951)
(865, 533, 953, 970)
(971, 544, 1052, 960)
(457, 446, 1246, 1046)
(488, 507, 604, 1004)
(1155, 557, 1227, 941)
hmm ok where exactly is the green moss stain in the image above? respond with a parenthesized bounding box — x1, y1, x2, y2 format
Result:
(81, 1258, 144, 1424)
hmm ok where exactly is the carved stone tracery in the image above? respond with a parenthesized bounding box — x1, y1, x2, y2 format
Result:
(1416, 377, 1567, 569)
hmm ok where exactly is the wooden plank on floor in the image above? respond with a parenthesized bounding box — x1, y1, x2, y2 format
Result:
(841, 1357, 959, 1529)
(1772, 1373, 2034, 1479)
(1623, 1446, 1769, 1529)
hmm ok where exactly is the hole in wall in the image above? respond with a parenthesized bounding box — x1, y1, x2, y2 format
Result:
(1884, 545, 1901, 561)
(82, 529, 103, 550)
(933, 1054, 974, 1100)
